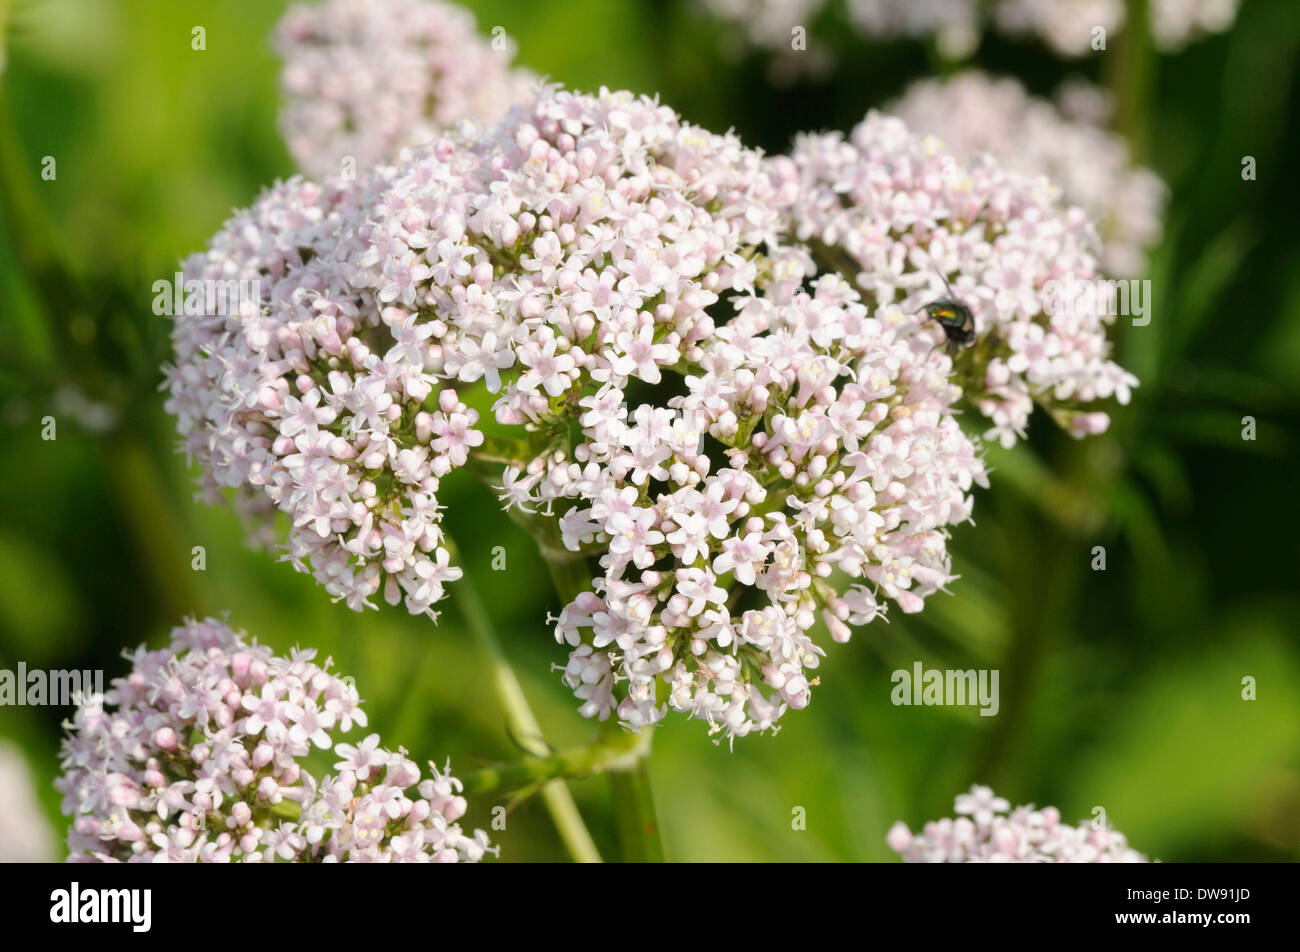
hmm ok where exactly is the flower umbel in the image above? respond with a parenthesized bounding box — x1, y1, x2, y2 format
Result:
(57, 617, 492, 862)
(888, 71, 1166, 278)
(784, 111, 1138, 446)
(887, 785, 1150, 862)
(165, 84, 1134, 743)
(275, 0, 536, 176)
(164, 176, 480, 617)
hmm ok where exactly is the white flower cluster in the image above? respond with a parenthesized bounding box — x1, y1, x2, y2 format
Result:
(276, 0, 535, 176)
(847, 0, 983, 58)
(551, 270, 987, 738)
(57, 617, 491, 862)
(785, 112, 1137, 447)
(888, 71, 1166, 277)
(700, 0, 1237, 59)
(168, 84, 1134, 740)
(696, 0, 983, 62)
(992, 0, 1126, 56)
(994, 0, 1240, 53)
(702, 0, 827, 52)
(1150, 0, 1240, 51)
(165, 174, 480, 617)
(887, 785, 1150, 862)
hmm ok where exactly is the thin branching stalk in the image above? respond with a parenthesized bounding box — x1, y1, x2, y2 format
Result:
(445, 536, 602, 863)
(462, 726, 650, 795)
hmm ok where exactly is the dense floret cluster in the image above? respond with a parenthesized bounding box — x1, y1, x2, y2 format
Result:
(888, 71, 1166, 277)
(888, 785, 1150, 862)
(276, 0, 535, 176)
(167, 85, 1133, 740)
(699, 0, 1237, 60)
(785, 112, 1136, 447)
(57, 618, 491, 862)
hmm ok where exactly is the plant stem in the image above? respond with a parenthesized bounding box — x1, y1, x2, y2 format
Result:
(543, 548, 594, 607)
(603, 722, 665, 863)
(462, 725, 650, 795)
(473, 433, 535, 466)
(470, 435, 667, 861)
(444, 535, 602, 863)
(1109, 0, 1153, 161)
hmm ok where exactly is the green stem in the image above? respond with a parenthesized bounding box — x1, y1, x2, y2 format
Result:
(468, 420, 667, 862)
(603, 724, 665, 863)
(1109, 0, 1153, 161)
(473, 433, 536, 466)
(545, 548, 594, 606)
(462, 726, 650, 795)
(445, 535, 602, 863)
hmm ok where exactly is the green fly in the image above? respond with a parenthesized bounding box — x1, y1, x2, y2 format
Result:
(915, 270, 976, 353)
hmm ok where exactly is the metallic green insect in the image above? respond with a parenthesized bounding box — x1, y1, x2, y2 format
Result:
(916, 271, 976, 351)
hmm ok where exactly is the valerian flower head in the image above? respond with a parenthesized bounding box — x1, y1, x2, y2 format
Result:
(166, 83, 1132, 742)
(992, 0, 1127, 56)
(993, 0, 1238, 53)
(57, 617, 491, 862)
(164, 174, 479, 617)
(696, 0, 982, 64)
(275, 0, 536, 176)
(317, 85, 985, 741)
(783, 111, 1138, 447)
(1149, 0, 1240, 50)
(888, 71, 1166, 278)
(887, 785, 1150, 862)
(699, 0, 1104, 59)
(701, 0, 1235, 61)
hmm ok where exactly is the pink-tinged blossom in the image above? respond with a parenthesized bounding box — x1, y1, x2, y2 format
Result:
(997, 0, 1239, 53)
(164, 175, 478, 618)
(57, 617, 491, 863)
(783, 111, 1138, 447)
(888, 72, 1166, 278)
(275, 0, 536, 176)
(992, 0, 1126, 56)
(322, 87, 984, 742)
(702, 0, 1235, 62)
(888, 785, 1150, 862)
(168, 83, 1131, 743)
(1149, 0, 1240, 51)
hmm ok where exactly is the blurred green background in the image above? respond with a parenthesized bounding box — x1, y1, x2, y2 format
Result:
(1, 0, 1297, 861)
